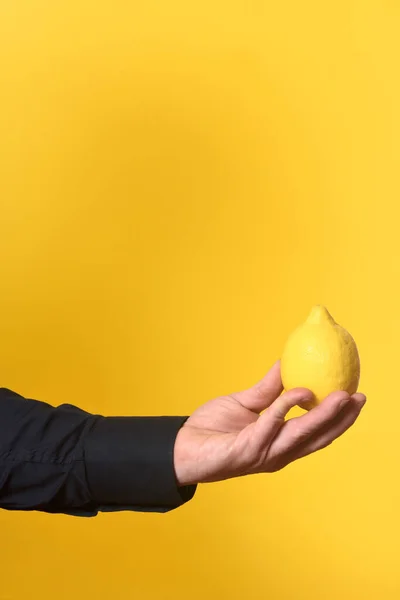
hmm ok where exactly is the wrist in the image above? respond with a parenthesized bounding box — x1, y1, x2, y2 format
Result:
(173, 424, 197, 487)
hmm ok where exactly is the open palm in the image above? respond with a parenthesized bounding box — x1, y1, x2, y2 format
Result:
(174, 362, 366, 486)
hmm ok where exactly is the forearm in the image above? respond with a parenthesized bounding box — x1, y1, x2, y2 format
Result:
(0, 388, 196, 516)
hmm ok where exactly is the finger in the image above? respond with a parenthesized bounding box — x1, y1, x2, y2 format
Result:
(350, 393, 367, 404)
(235, 361, 284, 413)
(254, 387, 314, 441)
(282, 391, 352, 444)
(268, 392, 365, 459)
(282, 394, 366, 466)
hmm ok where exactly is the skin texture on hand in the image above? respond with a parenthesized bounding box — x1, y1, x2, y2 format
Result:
(173, 362, 366, 486)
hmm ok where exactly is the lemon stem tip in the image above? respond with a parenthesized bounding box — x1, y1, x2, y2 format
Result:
(306, 305, 335, 325)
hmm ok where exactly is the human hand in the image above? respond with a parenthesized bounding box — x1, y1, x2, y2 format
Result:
(174, 362, 366, 486)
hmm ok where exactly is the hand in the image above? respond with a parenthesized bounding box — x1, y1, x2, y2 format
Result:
(174, 362, 366, 486)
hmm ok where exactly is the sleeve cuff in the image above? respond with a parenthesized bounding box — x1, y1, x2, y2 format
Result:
(84, 416, 197, 512)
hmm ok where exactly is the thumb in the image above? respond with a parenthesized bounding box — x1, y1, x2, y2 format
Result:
(235, 361, 283, 413)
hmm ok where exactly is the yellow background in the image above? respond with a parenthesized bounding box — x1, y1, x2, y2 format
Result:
(0, 1, 397, 598)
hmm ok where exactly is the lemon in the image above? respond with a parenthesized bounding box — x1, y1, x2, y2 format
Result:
(281, 306, 360, 409)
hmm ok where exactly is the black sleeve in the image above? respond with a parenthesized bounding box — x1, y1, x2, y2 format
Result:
(0, 388, 196, 516)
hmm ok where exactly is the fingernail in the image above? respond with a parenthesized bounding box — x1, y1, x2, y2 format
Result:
(299, 395, 316, 410)
(339, 395, 351, 409)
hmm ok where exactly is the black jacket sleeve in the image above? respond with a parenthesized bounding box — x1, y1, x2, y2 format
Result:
(0, 388, 196, 516)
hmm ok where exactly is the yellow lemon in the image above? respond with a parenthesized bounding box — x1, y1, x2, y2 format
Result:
(281, 306, 360, 409)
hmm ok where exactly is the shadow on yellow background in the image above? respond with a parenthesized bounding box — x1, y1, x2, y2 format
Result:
(0, 1, 398, 598)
